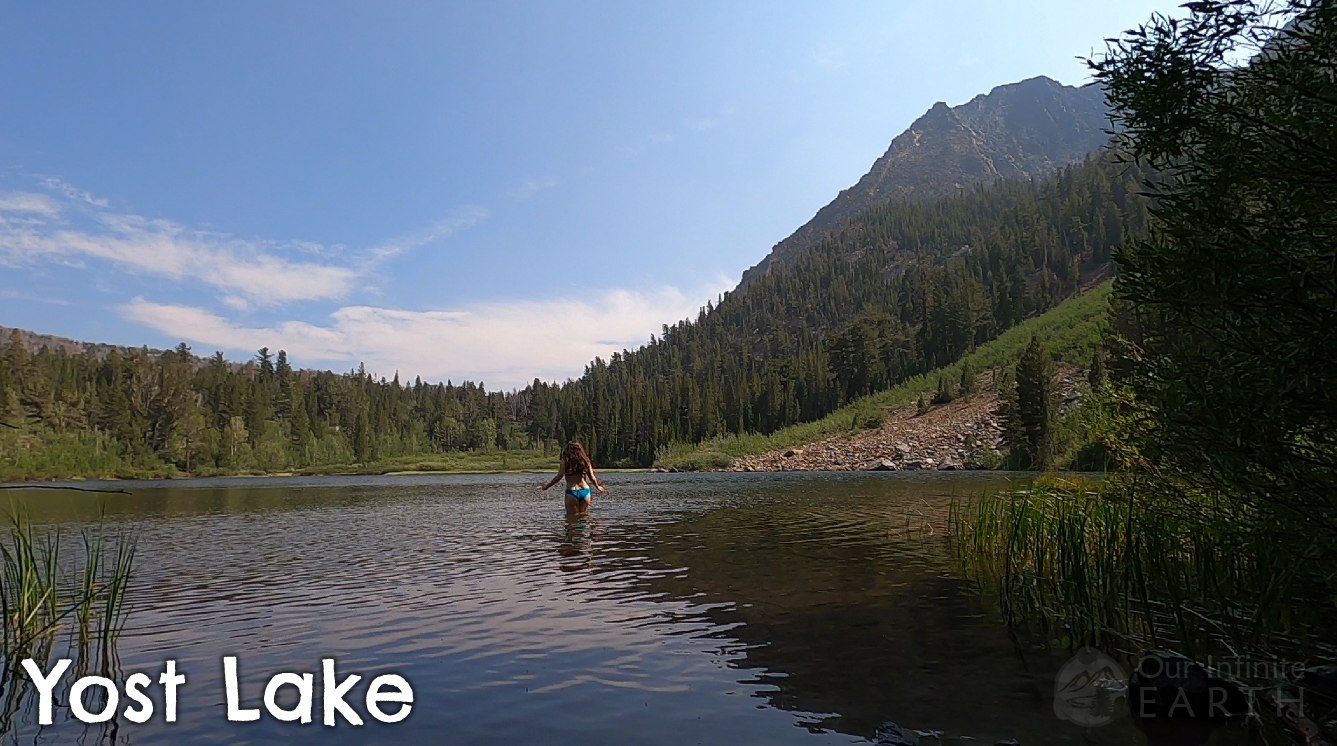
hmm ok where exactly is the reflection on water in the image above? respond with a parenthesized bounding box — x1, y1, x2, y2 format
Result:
(0, 472, 1246, 744)
(558, 513, 601, 571)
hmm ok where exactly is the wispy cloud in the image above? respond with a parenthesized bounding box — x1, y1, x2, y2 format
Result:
(507, 177, 560, 203)
(120, 277, 734, 390)
(41, 177, 109, 208)
(367, 205, 489, 261)
(621, 104, 738, 158)
(1, 208, 359, 305)
(0, 180, 487, 307)
(0, 288, 70, 306)
(0, 192, 60, 217)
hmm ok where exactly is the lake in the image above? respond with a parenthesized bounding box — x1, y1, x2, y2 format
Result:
(0, 472, 1225, 744)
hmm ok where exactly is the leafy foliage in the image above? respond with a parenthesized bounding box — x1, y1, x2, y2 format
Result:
(1093, 0, 1337, 541)
(953, 4, 1337, 714)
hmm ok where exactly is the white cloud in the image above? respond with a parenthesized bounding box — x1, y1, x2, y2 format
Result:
(0, 180, 487, 307)
(3, 219, 359, 305)
(120, 277, 735, 390)
(0, 192, 60, 217)
(221, 295, 251, 312)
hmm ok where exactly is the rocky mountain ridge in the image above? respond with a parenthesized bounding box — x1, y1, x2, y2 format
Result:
(740, 75, 1112, 285)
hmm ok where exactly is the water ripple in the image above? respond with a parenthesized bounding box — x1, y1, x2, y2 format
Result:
(0, 472, 1170, 746)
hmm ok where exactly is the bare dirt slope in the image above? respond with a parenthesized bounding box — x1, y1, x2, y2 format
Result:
(728, 371, 1083, 472)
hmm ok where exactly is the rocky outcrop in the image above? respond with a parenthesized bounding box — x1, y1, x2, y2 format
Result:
(731, 391, 1002, 473)
(728, 371, 1084, 473)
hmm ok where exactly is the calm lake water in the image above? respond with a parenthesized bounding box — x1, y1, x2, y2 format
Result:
(0, 472, 1240, 744)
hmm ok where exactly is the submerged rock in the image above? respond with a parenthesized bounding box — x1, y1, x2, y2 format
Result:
(872, 721, 919, 746)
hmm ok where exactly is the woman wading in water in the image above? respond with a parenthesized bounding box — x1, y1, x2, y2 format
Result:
(540, 441, 606, 513)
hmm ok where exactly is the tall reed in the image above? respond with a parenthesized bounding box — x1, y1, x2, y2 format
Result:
(0, 510, 138, 729)
(950, 475, 1332, 662)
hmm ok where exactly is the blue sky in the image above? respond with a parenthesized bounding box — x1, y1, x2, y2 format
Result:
(1, 1, 1180, 390)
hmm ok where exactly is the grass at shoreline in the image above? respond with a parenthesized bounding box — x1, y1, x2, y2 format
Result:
(5, 451, 545, 483)
(1, 450, 655, 485)
(949, 475, 1332, 662)
(292, 449, 556, 477)
(655, 282, 1111, 471)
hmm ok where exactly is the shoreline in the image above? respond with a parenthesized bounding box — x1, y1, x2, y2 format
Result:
(1, 465, 656, 487)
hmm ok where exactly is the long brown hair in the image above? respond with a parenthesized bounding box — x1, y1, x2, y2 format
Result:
(561, 441, 593, 478)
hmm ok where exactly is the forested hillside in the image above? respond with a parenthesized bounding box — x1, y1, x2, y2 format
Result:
(524, 153, 1149, 465)
(1, 151, 1148, 478)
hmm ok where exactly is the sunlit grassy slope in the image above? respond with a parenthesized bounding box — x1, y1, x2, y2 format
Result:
(655, 281, 1111, 470)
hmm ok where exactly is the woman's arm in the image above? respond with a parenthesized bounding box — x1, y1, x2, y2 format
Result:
(589, 466, 607, 493)
(540, 471, 563, 491)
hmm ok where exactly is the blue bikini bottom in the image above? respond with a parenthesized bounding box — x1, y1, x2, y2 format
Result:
(565, 487, 592, 501)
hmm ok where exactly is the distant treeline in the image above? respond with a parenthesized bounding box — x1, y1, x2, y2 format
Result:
(0, 340, 528, 478)
(0, 153, 1150, 477)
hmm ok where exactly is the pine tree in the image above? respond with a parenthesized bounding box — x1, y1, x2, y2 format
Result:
(932, 375, 955, 405)
(959, 359, 976, 396)
(1088, 347, 1107, 390)
(352, 408, 372, 462)
(1006, 336, 1058, 469)
(275, 349, 293, 419)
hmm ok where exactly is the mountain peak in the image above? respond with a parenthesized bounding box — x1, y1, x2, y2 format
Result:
(1009, 74, 1062, 87)
(739, 75, 1111, 285)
